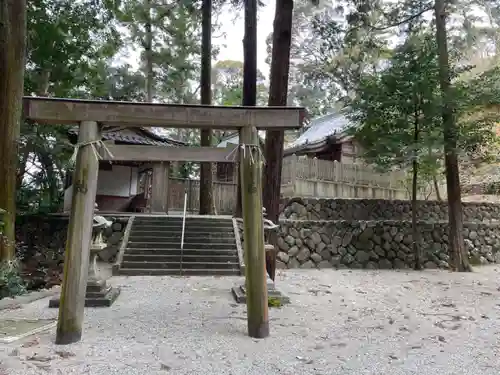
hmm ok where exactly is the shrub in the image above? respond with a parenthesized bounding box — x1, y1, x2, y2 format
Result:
(0, 259, 26, 299)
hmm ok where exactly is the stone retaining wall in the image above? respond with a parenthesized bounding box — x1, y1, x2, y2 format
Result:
(281, 198, 500, 222)
(276, 220, 500, 270)
(16, 215, 128, 290)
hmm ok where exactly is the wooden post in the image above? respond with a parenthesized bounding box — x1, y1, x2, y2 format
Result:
(55, 121, 100, 345)
(150, 162, 168, 213)
(240, 125, 269, 338)
(164, 162, 170, 213)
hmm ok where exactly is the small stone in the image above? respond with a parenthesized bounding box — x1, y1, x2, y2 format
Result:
(355, 250, 370, 263)
(330, 256, 342, 267)
(107, 231, 123, 245)
(297, 247, 311, 262)
(112, 222, 122, 231)
(300, 260, 316, 269)
(378, 259, 393, 269)
(311, 253, 322, 263)
(393, 259, 407, 269)
(320, 249, 332, 261)
(160, 363, 172, 371)
(285, 235, 295, 246)
(318, 260, 332, 269)
(424, 261, 438, 269)
(288, 246, 299, 257)
(276, 261, 287, 269)
(342, 254, 355, 264)
(277, 251, 290, 263)
(311, 232, 322, 245)
(97, 246, 118, 262)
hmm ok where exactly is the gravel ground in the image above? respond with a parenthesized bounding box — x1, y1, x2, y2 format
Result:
(1, 267, 500, 375)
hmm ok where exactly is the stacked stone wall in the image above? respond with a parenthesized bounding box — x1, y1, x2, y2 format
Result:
(280, 198, 500, 222)
(273, 197, 500, 270)
(276, 220, 500, 270)
(16, 214, 127, 289)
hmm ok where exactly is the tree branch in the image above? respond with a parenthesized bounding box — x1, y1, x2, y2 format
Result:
(372, 6, 434, 31)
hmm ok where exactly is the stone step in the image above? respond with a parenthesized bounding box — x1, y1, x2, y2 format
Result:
(134, 227, 232, 234)
(125, 248, 238, 256)
(126, 241, 237, 249)
(122, 253, 238, 263)
(128, 235, 236, 243)
(129, 230, 236, 238)
(118, 268, 240, 276)
(133, 219, 234, 226)
(132, 225, 234, 233)
(134, 217, 232, 222)
(121, 260, 239, 270)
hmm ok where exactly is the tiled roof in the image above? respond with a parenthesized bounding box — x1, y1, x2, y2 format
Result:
(284, 110, 351, 155)
(286, 111, 349, 149)
(68, 126, 186, 147)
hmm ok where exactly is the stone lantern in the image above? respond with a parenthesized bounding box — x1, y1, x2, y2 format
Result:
(231, 207, 290, 305)
(49, 204, 121, 308)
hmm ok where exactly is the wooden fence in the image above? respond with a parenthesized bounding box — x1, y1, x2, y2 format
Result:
(280, 155, 411, 199)
(168, 177, 237, 214)
(166, 156, 444, 213)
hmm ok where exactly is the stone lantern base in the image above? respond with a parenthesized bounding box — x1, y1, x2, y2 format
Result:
(231, 244, 290, 305)
(49, 241, 121, 308)
(49, 279, 121, 308)
(231, 275, 290, 305)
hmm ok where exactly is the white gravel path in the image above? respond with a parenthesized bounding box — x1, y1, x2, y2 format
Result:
(1, 267, 500, 375)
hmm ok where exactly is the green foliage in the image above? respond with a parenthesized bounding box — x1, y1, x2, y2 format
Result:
(18, 0, 239, 211)
(347, 27, 500, 182)
(485, 181, 500, 195)
(268, 296, 282, 308)
(212, 60, 268, 106)
(347, 32, 442, 176)
(0, 259, 26, 299)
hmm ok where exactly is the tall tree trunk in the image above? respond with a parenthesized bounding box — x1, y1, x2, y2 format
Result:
(434, 0, 471, 272)
(427, 146, 442, 201)
(0, 0, 27, 261)
(236, 0, 259, 218)
(199, 0, 214, 215)
(412, 115, 421, 270)
(262, 0, 294, 281)
(144, 0, 153, 102)
(432, 174, 442, 201)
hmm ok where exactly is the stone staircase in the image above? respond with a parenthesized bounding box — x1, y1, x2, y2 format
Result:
(115, 216, 241, 276)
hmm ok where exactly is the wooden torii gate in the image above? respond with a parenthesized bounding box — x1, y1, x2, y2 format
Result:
(23, 96, 305, 343)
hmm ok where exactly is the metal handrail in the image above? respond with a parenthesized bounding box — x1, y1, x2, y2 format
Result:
(181, 192, 188, 250)
(180, 192, 188, 276)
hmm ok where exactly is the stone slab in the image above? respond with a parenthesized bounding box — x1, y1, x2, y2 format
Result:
(0, 319, 56, 343)
(0, 288, 59, 311)
(231, 284, 290, 305)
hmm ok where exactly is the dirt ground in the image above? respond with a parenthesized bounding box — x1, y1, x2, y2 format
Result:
(1, 267, 500, 375)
